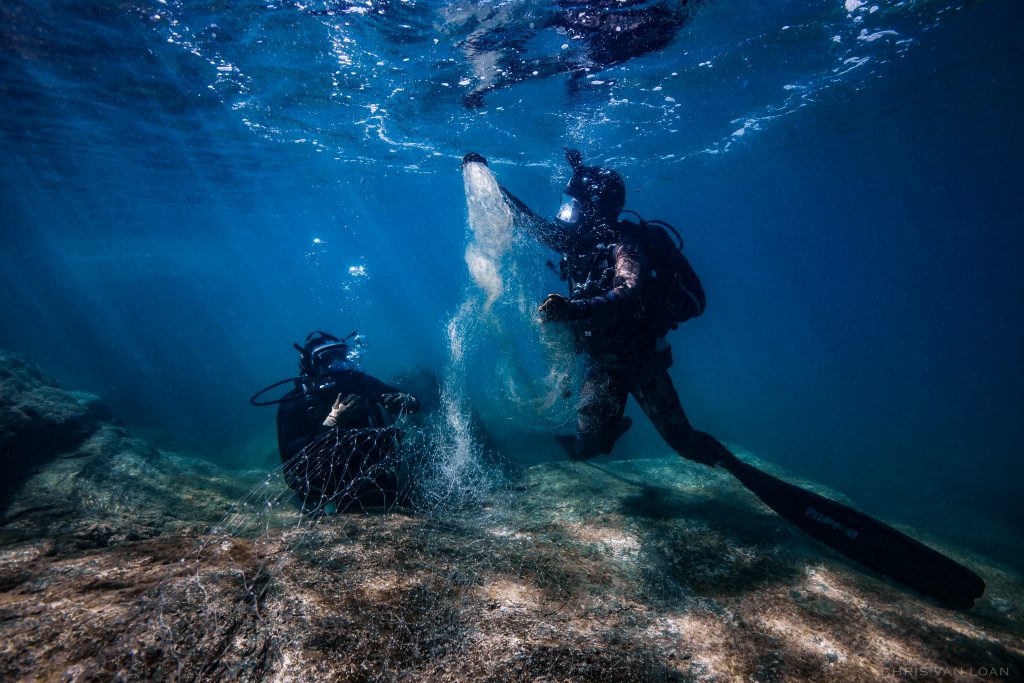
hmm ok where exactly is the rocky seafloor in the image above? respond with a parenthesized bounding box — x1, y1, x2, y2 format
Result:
(1, 349, 1022, 682)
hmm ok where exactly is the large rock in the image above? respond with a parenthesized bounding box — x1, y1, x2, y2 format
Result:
(0, 350, 1021, 681)
(1, 457, 1022, 681)
(0, 351, 263, 550)
(0, 351, 100, 478)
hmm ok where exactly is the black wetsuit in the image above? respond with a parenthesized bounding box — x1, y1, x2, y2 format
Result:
(502, 188, 726, 465)
(276, 371, 413, 511)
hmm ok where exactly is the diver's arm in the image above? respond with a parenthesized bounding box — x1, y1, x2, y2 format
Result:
(463, 151, 569, 252)
(576, 239, 646, 322)
(362, 375, 420, 414)
(538, 240, 646, 323)
(499, 185, 571, 253)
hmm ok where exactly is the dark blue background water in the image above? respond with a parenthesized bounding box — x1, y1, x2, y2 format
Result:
(2, 0, 1022, 568)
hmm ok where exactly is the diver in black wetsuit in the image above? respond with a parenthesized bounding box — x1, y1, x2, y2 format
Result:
(461, 150, 729, 467)
(271, 331, 419, 512)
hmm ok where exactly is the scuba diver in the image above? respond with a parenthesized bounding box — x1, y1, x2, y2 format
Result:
(251, 331, 419, 513)
(457, 152, 990, 610)
(461, 150, 729, 467)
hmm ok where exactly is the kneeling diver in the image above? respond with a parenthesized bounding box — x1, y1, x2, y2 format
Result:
(252, 331, 419, 513)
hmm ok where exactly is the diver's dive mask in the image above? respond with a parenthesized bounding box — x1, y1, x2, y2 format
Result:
(555, 193, 584, 228)
(294, 330, 361, 378)
(248, 331, 361, 406)
(310, 341, 353, 376)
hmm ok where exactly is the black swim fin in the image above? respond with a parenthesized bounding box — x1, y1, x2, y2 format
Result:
(719, 453, 986, 609)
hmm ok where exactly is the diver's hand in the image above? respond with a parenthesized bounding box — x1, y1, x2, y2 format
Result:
(538, 293, 583, 323)
(461, 152, 487, 168)
(381, 392, 418, 415)
(323, 393, 368, 427)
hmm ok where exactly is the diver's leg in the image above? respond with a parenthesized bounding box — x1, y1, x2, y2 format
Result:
(631, 348, 730, 467)
(574, 358, 630, 460)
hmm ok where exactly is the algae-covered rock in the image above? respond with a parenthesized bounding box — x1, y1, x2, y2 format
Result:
(2, 457, 1023, 682)
(0, 350, 1022, 681)
(0, 352, 263, 550)
(0, 351, 99, 478)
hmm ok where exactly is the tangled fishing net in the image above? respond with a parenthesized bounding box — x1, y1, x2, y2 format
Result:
(4, 163, 1015, 681)
(103, 159, 640, 679)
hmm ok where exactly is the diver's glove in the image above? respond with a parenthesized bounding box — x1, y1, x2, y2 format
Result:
(538, 293, 586, 323)
(323, 393, 369, 428)
(381, 392, 418, 415)
(461, 152, 487, 168)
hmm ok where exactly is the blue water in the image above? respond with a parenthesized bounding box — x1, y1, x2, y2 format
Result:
(1, 0, 1022, 567)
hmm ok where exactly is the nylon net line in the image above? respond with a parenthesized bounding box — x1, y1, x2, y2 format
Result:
(97, 161, 706, 680)
(458, 159, 582, 435)
(35, 159, 927, 682)
(282, 427, 408, 515)
(69, 158, 718, 681)
(121, 417, 644, 681)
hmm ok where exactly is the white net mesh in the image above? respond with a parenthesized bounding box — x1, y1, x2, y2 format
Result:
(117, 159, 604, 677)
